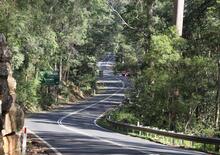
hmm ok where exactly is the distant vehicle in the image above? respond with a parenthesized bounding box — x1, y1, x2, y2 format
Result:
(122, 71, 130, 77)
(121, 71, 126, 76)
(125, 72, 130, 77)
(122, 97, 130, 104)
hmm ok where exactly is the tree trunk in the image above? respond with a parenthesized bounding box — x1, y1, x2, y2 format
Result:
(145, 0, 155, 53)
(3, 134, 21, 155)
(66, 68, 70, 81)
(65, 52, 71, 82)
(173, 0, 185, 36)
(0, 33, 24, 155)
(59, 53, 63, 82)
(168, 88, 179, 131)
(185, 105, 198, 132)
(215, 60, 220, 129)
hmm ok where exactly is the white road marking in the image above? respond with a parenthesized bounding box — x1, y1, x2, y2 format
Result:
(96, 80, 123, 83)
(57, 77, 151, 154)
(97, 86, 122, 89)
(56, 55, 151, 154)
(94, 93, 124, 97)
(27, 129, 62, 155)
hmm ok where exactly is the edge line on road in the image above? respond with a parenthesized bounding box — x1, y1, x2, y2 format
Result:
(57, 77, 124, 125)
(93, 76, 125, 131)
(27, 128, 62, 155)
(56, 77, 151, 154)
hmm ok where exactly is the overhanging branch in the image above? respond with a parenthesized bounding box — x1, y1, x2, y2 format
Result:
(107, 0, 136, 30)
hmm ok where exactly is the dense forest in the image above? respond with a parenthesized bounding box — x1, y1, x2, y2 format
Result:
(0, 0, 117, 111)
(0, 0, 220, 137)
(113, 0, 220, 137)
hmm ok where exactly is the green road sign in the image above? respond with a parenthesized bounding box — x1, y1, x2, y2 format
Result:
(41, 71, 59, 85)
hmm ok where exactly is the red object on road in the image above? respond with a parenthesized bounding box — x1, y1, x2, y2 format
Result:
(122, 71, 126, 76)
(122, 71, 130, 77)
(24, 127, 27, 134)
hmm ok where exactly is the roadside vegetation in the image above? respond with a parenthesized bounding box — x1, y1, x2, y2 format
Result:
(0, 0, 118, 111)
(112, 0, 220, 138)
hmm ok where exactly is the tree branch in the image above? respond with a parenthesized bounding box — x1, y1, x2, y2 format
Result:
(107, 0, 136, 30)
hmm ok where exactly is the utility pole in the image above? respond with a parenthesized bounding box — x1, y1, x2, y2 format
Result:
(174, 0, 185, 36)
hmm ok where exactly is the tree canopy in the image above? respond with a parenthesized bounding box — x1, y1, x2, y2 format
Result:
(0, 0, 116, 110)
(113, 0, 220, 137)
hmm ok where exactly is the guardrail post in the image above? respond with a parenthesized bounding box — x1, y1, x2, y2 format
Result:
(137, 121, 141, 135)
(124, 126, 127, 133)
(215, 144, 219, 153)
(172, 138, 175, 146)
(22, 127, 27, 155)
(168, 137, 171, 145)
(146, 132, 149, 139)
(93, 89, 96, 96)
(191, 141, 194, 148)
(162, 136, 165, 144)
(203, 143, 206, 152)
(167, 137, 170, 145)
(164, 136, 167, 144)
(180, 139, 184, 146)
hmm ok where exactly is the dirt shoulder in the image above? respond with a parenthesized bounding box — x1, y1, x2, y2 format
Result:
(26, 133, 57, 155)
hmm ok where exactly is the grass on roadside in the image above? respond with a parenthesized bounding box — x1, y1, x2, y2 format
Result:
(97, 115, 220, 155)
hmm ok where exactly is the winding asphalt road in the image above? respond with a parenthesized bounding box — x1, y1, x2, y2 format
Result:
(26, 53, 207, 155)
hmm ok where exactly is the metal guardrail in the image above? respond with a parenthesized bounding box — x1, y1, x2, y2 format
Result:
(106, 118, 220, 153)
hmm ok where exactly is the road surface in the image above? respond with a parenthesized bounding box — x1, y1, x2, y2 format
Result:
(26, 53, 206, 155)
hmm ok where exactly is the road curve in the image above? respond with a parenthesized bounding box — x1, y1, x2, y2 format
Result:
(26, 53, 207, 155)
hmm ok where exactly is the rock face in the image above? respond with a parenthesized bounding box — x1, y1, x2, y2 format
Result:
(0, 33, 24, 155)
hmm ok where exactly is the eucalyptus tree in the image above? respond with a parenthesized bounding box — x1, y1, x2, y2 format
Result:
(0, 0, 115, 110)
(113, 0, 220, 136)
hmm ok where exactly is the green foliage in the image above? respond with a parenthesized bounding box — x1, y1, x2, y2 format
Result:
(0, 0, 115, 111)
(146, 34, 181, 65)
(39, 93, 56, 110)
(111, 108, 138, 124)
(16, 78, 41, 111)
(113, 0, 220, 136)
